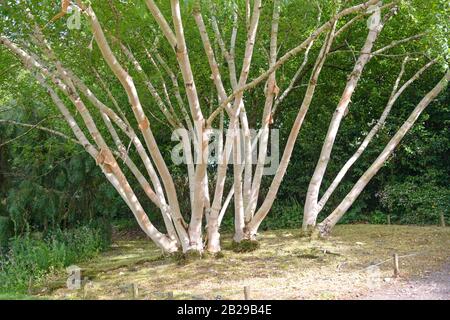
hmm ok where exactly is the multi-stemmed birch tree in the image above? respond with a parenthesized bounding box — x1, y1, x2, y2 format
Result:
(0, 0, 448, 254)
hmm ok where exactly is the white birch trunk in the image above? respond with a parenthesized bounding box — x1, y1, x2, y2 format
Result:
(303, 8, 383, 230)
(313, 58, 437, 218)
(245, 21, 337, 238)
(316, 70, 449, 236)
(246, 0, 280, 222)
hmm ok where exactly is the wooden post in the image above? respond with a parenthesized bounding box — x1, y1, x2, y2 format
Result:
(393, 253, 399, 277)
(244, 286, 251, 300)
(83, 284, 89, 300)
(83, 279, 91, 300)
(387, 215, 391, 225)
(27, 277, 33, 295)
(440, 213, 446, 227)
(130, 283, 138, 299)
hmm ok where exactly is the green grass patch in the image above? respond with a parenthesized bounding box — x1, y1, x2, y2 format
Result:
(0, 223, 111, 295)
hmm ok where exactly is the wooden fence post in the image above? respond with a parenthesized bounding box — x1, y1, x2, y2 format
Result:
(27, 277, 33, 295)
(130, 283, 138, 299)
(83, 283, 89, 300)
(387, 215, 391, 225)
(393, 253, 400, 277)
(244, 286, 251, 300)
(440, 213, 446, 227)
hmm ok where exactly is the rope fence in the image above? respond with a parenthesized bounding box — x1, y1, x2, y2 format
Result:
(78, 250, 427, 300)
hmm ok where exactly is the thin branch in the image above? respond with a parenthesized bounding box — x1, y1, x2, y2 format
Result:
(372, 33, 425, 56)
(0, 118, 80, 147)
(207, 0, 382, 125)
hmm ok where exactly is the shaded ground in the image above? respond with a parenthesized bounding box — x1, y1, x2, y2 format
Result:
(35, 225, 450, 300)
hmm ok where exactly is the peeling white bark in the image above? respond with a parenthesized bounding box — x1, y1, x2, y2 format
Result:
(3, 0, 440, 255)
(317, 70, 449, 236)
(303, 8, 383, 230)
(313, 58, 437, 219)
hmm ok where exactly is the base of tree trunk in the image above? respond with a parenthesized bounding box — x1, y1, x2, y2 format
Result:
(231, 240, 260, 253)
(205, 251, 225, 259)
(172, 249, 203, 264)
(300, 224, 316, 238)
(313, 221, 333, 239)
(171, 248, 225, 264)
(310, 228, 321, 240)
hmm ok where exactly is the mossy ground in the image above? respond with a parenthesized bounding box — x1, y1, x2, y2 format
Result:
(230, 239, 260, 252)
(33, 224, 450, 300)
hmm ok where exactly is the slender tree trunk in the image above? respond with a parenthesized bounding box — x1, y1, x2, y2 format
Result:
(246, 0, 280, 223)
(440, 213, 446, 227)
(4, 0, 436, 256)
(303, 8, 383, 230)
(233, 123, 246, 242)
(316, 71, 449, 237)
(84, 7, 190, 250)
(245, 20, 337, 239)
(311, 58, 436, 220)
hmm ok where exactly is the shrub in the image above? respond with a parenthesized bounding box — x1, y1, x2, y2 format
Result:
(368, 210, 390, 225)
(218, 198, 303, 232)
(379, 181, 449, 225)
(260, 199, 303, 230)
(0, 221, 111, 294)
(0, 216, 13, 251)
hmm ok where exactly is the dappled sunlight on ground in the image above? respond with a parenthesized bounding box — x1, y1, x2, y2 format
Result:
(38, 225, 450, 300)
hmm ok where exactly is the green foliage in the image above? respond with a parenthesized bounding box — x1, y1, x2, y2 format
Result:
(259, 199, 303, 230)
(0, 222, 110, 294)
(0, 0, 448, 248)
(3, 150, 126, 234)
(220, 199, 303, 232)
(368, 210, 389, 225)
(0, 217, 13, 250)
(379, 181, 450, 225)
(112, 218, 140, 232)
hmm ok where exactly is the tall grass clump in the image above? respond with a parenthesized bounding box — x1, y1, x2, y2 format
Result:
(0, 220, 111, 294)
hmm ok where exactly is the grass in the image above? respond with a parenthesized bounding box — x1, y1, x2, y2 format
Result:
(0, 224, 110, 295)
(26, 224, 450, 300)
(0, 293, 45, 300)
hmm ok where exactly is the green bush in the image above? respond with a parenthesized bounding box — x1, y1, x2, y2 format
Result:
(368, 210, 390, 225)
(0, 222, 110, 294)
(218, 198, 302, 232)
(0, 216, 13, 250)
(338, 200, 371, 224)
(112, 218, 140, 232)
(379, 181, 449, 225)
(260, 199, 303, 230)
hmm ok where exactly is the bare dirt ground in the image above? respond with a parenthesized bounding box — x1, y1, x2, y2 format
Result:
(36, 225, 450, 300)
(357, 261, 450, 300)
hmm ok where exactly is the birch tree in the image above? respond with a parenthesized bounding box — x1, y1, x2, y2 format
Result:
(1, 0, 447, 255)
